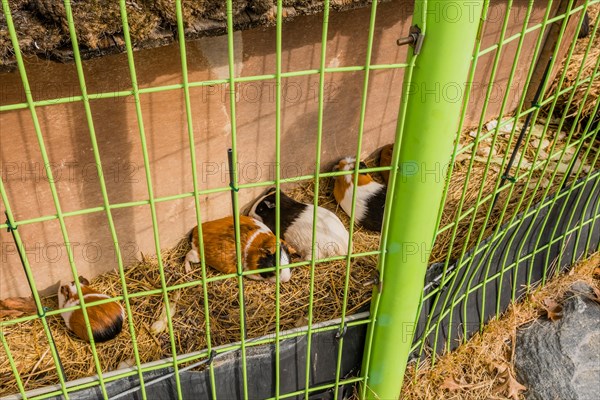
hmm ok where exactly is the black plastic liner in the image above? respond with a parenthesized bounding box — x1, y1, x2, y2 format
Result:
(26, 172, 599, 400)
(42, 320, 367, 400)
(415, 171, 600, 356)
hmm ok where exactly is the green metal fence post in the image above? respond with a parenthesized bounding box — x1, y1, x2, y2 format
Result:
(362, 1, 484, 398)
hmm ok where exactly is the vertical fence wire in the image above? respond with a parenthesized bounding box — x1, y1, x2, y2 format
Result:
(479, 3, 559, 313)
(63, 1, 151, 398)
(173, 0, 219, 398)
(304, 1, 331, 397)
(332, 2, 380, 398)
(224, 1, 250, 399)
(1, 0, 599, 398)
(433, 0, 523, 354)
(418, 0, 599, 361)
(111, 0, 185, 397)
(1, 0, 103, 397)
(0, 329, 27, 398)
(0, 184, 69, 400)
(274, 1, 284, 397)
(458, 0, 557, 336)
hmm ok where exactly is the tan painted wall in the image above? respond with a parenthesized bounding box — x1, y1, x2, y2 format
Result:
(0, 0, 575, 298)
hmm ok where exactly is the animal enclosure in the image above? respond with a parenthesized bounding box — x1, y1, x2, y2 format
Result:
(1, 0, 599, 399)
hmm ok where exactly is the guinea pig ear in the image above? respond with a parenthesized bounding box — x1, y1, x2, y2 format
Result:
(281, 240, 297, 256)
(264, 199, 276, 209)
(78, 276, 90, 286)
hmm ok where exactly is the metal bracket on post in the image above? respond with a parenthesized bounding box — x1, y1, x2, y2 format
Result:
(362, 270, 382, 293)
(363, 2, 485, 398)
(396, 25, 424, 55)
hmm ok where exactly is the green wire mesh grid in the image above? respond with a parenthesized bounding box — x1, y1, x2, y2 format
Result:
(412, 0, 600, 364)
(0, 0, 401, 399)
(0, 0, 599, 399)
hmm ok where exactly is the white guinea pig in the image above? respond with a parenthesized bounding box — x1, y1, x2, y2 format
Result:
(57, 276, 124, 342)
(247, 188, 350, 261)
(333, 157, 386, 232)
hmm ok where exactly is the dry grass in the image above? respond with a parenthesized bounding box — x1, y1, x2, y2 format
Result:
(401, 252, 600, 400)
(433, 4, 600, 266)
(430, 116, 598, 265)
(545, 4, 600, 126)
(0, 122, 596, 396)
(0, 178, 381, 397)
(1, 7, 599, 396)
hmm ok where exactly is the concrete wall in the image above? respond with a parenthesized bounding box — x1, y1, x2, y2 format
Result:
(0, 0, 576, 298)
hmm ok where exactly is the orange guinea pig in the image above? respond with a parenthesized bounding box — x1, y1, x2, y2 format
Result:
(184, 215, 293, 282)
(57, 276, 124, 342)
(379, 144, 394, 184)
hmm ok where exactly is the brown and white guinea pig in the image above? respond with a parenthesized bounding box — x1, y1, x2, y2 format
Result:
(379, 144, 394, 184)
(333, 157, 386, 232)
(247, 188, 350, 261)
(184, 215, 292, 282)
(57, 276, 124, 343)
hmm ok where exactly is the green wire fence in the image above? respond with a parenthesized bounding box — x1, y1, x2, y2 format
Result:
(1, 0, 599, 399)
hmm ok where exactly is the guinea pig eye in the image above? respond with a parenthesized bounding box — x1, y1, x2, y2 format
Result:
(260, 247, 274, 255)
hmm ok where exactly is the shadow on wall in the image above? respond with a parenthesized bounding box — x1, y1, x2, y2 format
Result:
(0, 1, 407, 298)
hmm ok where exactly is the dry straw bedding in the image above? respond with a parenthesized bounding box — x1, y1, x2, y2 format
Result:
(0, 179, 380, 397)
(1, 7, 599, 395)
(1, 110, 598, 396)
(400, 252, 600, 400)
(0, 120, 596, 395)
(545, 4, 600, 124)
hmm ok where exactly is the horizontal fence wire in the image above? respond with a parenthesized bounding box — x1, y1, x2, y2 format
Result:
(1, 0, 599, 398)
(13, 314, 371, 400)
(414, 0, 600, 364)
(0, 0, 404, 398)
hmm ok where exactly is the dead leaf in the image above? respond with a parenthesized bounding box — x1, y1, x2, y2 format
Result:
(541, 297, 563, 321)
(294, 315, 308, 328)
(491, 361, 508, 375)
(591, 286, 600, 304)
(496, 369, 527, 400)
(0, 297, 36, 316)
(492, 362, 527, 400)
(116, 358, 135, 370)
(580, 285, 600, 305)
(440, 375, 475, 391)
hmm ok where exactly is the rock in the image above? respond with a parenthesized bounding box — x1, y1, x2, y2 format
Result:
(476, 145, 491, 157)
(530, 124, 546, 138)
(514, 282, 600, 400)
(499, 118, 516, 134)
(486, 119, 498, 131)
